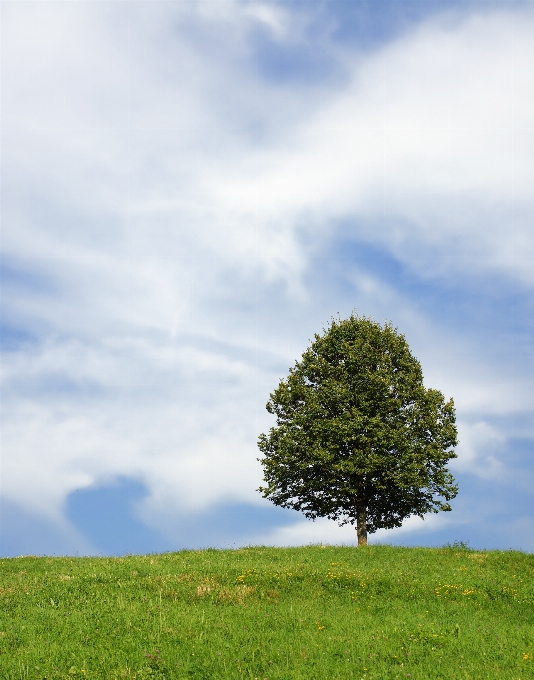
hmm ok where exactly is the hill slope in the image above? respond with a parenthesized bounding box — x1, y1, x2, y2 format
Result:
(0, 545, 533, 679)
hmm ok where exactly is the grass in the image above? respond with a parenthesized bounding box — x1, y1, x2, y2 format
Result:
(0, 544, 533, 679)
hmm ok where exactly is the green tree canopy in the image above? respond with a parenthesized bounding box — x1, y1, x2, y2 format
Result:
(258, 314, 458, 546)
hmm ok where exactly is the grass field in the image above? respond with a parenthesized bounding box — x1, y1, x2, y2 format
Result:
(0, 544, 533, 679)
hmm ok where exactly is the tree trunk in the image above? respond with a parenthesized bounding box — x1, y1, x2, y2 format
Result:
(356, 496, 368, 546)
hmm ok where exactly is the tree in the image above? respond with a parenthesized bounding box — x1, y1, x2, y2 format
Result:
(257, 314, 458, 546)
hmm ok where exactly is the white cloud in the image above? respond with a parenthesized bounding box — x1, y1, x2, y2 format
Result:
(453, 420, 506, 479)
(258, 512, 456, 548)
(243, 3, 290, 38)
(209, 9, 534, 282)
(1, 2, 533, 547)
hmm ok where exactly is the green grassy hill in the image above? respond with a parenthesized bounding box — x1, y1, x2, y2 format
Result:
(0, 545, 533, 679)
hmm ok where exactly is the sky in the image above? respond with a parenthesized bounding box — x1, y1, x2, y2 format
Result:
(1, 0, 533, 557)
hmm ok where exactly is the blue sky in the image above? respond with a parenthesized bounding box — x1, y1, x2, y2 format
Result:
(1, 0, 533, 556)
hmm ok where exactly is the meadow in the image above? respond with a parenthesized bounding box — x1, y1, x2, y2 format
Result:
(0, 544, 533, 679)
